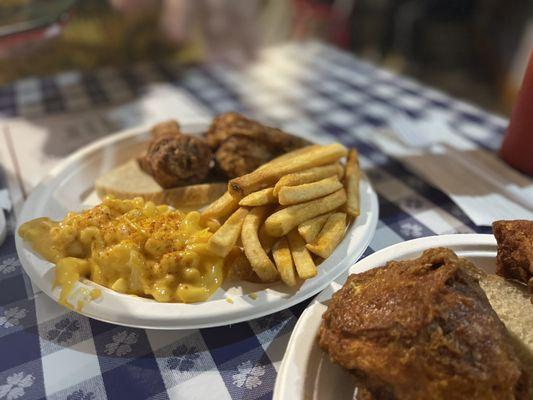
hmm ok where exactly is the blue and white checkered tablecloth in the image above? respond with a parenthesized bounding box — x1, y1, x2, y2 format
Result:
(0, 42, 509, 399)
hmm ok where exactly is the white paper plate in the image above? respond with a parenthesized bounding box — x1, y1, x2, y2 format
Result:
(15, 122, 379, 329)
(274, 233, 497, 400)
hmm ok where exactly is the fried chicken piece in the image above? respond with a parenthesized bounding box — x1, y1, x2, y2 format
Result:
(493, 220, 533, 292)
(214, 135, 273, 178)
(206, 112, 310, 178)
(318, 248, 529, 400)
(205, 112, 248, 149)
(138, 120, 182, 174)
(205, 112, 310, 152)
(150, 119, 181, 138)
(138, 134, 213, 188)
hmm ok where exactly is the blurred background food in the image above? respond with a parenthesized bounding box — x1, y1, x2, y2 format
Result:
(0, 0, 531, 115)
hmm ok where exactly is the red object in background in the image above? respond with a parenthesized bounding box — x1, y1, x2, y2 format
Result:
(291, 0, 352, 48)
(500, 51, 533, 177)
(0, 0, 75, 58)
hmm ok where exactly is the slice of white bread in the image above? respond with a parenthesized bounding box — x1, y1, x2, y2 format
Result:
(479, 274, 533, 395)
(95, 159, 226, 210)
(465, 263, 533, 396)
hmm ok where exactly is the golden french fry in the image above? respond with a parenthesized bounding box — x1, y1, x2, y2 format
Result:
(273, 163, 344, 196)
(239, 187, 277, 207)
(306, 212, 347, 258)
(298, 213, 332, 244)
(207, 207, 248, 257)
(225, 246, 261, 283)
(345, 149, 360, 218)
(229, 144, 348, 197)
(205, 218, 221, 232)
(287, 230, 317, 279)
(201, 191, 240, 222)
(278, 176, 343, 206)
(241, 206, 279, 282)
(272, 237, 297, 286)
(258, 224, 277, 254)
(265, 189, 346, 237)
(257, 145, 319, 171)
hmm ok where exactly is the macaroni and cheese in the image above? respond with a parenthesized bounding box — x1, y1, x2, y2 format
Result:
(18, 197, 225, 308)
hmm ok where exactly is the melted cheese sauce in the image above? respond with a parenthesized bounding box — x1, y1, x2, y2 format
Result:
(18, 197, 225, 308)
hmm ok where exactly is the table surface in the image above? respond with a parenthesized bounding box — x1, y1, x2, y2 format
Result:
(0, 41, 509, 400)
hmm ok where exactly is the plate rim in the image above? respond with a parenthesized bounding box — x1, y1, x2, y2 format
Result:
(15, 122, 379, 329)
(274, 233, 497, 399)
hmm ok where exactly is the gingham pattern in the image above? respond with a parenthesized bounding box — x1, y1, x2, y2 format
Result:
(0, 42, 508, 399)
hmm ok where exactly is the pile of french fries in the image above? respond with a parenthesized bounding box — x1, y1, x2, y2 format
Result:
(201, 143, 360, 287)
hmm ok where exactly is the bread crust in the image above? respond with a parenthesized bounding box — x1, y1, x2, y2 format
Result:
(95, 159, 226, 210)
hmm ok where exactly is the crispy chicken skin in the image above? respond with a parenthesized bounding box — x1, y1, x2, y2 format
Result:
(138, 135, 213, 188)
(205, 112, 251, 149)
(138, 119, 182, 178)
(206, 112, 309, 151)
(318, 248, 529, 400)
(214, 135, 273, 179)
(206, 112, 310, 177)
(493, 220, 533, 292)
